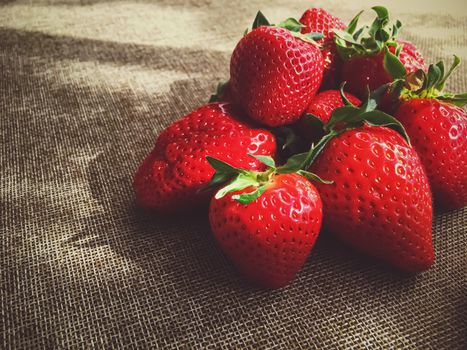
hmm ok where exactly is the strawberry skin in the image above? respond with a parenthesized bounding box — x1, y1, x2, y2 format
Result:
(310, 125, 434, 272)
(300, 8, 346, 90)
(295, 90, 361, 145)
(341, 41, 425, 99)
(396, 39, 425, 74)
(305, 90, 361, 123)
(395, 99, 467, 210)
(133, 103, 276, 213)
(209, 173, 322, 289)
(230, 26, 324, 127)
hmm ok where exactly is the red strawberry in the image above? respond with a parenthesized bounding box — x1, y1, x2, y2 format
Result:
(395, 39, 425, 74)
(230, 12, 324, 127)
(393, 57, 467, 210)
(335, 6, 425, 99)
(133, 103, 276, 213)
(207, 156, 323, 288)
(299, 8, 346, 89)
(301, 99, 434, 272)
(295, 89, 361, 145)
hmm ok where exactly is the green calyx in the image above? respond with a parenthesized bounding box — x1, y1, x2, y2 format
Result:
(291, 85, 411, 172)
(204, 154, 330, 205)
(334, 6, 406, 79)
(325, 84, 410, 143)
(398, 55, 467, 107)
(245, 10, 324, 45)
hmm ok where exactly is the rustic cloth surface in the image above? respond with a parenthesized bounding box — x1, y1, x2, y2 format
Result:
(1, 0, 466, 349)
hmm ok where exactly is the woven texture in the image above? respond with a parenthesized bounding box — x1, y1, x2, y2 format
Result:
(1, 1, 466, 348)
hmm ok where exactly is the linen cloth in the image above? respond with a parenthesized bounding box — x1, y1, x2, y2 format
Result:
(1, 0, 466, 348)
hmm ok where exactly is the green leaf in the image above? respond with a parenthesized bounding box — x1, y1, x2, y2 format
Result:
(297, 130, 340, 171)
(199, 171, 234, 193)
(206, 156, 244, 174)
(290, 31, 321, 45)
(297, 170, 333, 184)
(335, 7, 401, 60)
(277, 152, 308, 173)
(425, 63, 442, 91)
(334, 29, 362, 46)
(232, 184, 268, 204)
(304, 113, 325, 130)
(304, 32, 325, 41)
(394, 42, 402, 56)
(324, 105, 361, 132)
(383, 46, 407, 79)
(338, 83, 357, 106)
(393, 20, 402, 37)
(438, 92, 467, 107)
(277, 17, 303, 32)
(371, 6, 389, 20)
(250, 155, 276, 169)
(215, 174, 258, 200)
(437, 55, 461, 90)
(252, 11, 270, 29)
(345, 10, 363, 34)
(360, 111, 411, 144)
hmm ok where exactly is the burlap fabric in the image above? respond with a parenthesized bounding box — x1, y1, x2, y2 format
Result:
(1, 0, 466, 348)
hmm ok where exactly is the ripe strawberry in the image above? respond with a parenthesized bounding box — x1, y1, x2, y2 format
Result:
(334, 6, 425, 99)
(298, 98, 434, 272)
(230, 12, 324, 127)
(393, 57, 467, 210)
(299, 8, 346, 89)
(396, 39, 425, 74)
(206, 156, 324, 288)
(133, 103, 276, 213)
(295, 89, 361, 145)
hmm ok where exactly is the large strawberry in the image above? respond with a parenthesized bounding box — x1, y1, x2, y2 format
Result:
(133, 103, 276, 213)
(206, 155, 325, 289)
(393, 57, 467, 210)
(292, 95, 434, 272)
(299, 7, 346, 89)
(334, 6, 425, 99)
(230, 12, 324, 127)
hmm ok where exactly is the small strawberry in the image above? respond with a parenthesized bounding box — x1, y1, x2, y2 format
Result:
(293, 93, 434, 272)
(295, 89, 361, 145)
(133, 103, 276, 213)
(299, 7, 346, 89)
(334, 6, 425, 99)
(206, 155, 327, 288)
(393, 56, 467, 210)
(230, 12, 324, 127)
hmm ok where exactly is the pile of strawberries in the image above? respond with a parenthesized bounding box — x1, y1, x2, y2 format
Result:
(134, 6, 467, 289)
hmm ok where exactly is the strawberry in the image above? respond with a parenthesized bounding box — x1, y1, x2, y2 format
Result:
(334, 6, 425, 99)
(133, 103, 276, 213)
(206, 156, 325, 288)
(393, 57, 467, 210)
(299, 7, 346, 89)
(295, 89, 361, 145)
(396, 39, 425, 74)
(230, 12, 324, 127)
(293, 95, 434, 272)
